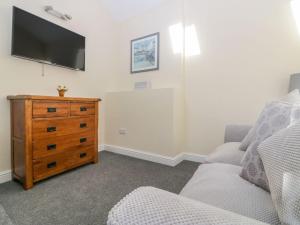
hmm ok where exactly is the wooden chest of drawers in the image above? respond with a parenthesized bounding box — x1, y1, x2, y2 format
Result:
(7, 95, 101, 190)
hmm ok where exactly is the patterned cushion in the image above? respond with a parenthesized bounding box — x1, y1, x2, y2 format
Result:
(239, 128, 255, 151)
(108, 187, 268, 225)
(205, 142, 245, 166)
(180, 163, 280, 224)
(239, 90, 300, 151)
(258, 122, 300, 225)
(240, 101, 300, 191)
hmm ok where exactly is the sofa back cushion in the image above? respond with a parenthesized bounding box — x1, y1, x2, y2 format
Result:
(240, 101, 300, 191)
(258, 122, 300, 225)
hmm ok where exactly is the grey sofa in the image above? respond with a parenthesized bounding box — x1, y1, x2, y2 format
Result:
(107, 125, 281, 225)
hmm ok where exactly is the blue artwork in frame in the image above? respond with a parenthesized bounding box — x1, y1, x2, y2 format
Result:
(131, 33, 159, 73)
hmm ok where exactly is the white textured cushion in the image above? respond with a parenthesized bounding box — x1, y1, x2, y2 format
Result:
(241, 101, 300, 191)
(258, 122, 300, 225)
(108, 187, 267, 225)
(280, 89, 300, 104)
(206, 142, 245, 166)
(180, 163, 280, 225)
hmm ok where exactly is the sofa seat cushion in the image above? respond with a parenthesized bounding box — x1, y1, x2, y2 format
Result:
(180, 163, 280, 225)
(205, 142, 245, 166)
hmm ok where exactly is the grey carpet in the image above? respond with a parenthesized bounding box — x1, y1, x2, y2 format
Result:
(0, 151, 199, 225)
(0, 204, 13, 225)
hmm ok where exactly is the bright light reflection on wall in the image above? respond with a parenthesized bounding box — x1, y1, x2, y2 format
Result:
(291, 0, 300, 35)
(185, 25, 201, 56)
(169, 23, 184, 54)
(169, 23, 201, 57)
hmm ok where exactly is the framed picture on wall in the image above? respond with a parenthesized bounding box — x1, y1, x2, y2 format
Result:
(131, 33, 160, 73)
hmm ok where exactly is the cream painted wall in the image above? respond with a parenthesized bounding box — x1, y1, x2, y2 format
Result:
(104, 0, 187, 158)
(0, 0, 118, 172)
(184, 0, 300, 154)
(113, 0, 184, 91)
(105, 89, 184, 157)
(107, 0, 300, 156)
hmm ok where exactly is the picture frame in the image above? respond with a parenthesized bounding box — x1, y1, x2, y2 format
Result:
(131, 33, 160, 73)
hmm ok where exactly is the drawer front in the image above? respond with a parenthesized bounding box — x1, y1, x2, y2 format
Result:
(32, 117, 95, 140)
(69, 147, 95, 167)
(33, 152, 69, 181)
(70, 103, 95, 116)
(33, 132, 95, 159)
(33, 101, 69, 118)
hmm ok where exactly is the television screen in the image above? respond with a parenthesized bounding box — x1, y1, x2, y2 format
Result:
(11, 6, 85, 71)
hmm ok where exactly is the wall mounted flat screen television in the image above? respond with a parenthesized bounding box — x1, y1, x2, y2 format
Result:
(11, 6, 85, 71)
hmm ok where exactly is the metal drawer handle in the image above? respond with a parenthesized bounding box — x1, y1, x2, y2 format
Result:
(47, 127, 56, 133)
(80, 138, 87, 143)
(80, 123, 87, 128)
(47, 144, 57, 151)
(80, 153, 87, 158)
(47, 162, 57, 169)
(80, 107, 87, 112)
(47, 108, 57, 113)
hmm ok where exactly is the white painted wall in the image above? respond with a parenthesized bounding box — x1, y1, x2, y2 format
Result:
(0, 0, 118, 172)
(106, 0, 300, 156)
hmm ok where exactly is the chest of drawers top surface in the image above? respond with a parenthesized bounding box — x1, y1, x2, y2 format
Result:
(7, 95, 101, 102)
(8, 95, 100, 190)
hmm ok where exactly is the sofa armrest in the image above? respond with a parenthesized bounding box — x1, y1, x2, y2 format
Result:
(107, 187, 267, 225)
(224, 124, 252, 143)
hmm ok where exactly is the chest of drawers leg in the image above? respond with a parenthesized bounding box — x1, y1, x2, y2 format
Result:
(8, 96, 101, 190)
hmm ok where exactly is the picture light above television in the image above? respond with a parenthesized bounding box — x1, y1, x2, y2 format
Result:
(11, 6, 85, 71)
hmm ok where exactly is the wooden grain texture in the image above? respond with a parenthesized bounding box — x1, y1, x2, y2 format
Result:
(68, 146, 95, 169)
(94, 101, 99, 163)
(32, 117, 95, 140)
(70, 102, 95, 116)
(33, 101, 70, 118)
(33, 146, 94, 182)
(33, 131, 95, 159)
(12, 139, 25, 179)
(12, 101, 25, 139)
(8, 95, 100, 190)
(24, 99, 33, 189)
(10, 100, 26, 184)
(33, 151, 70, 181)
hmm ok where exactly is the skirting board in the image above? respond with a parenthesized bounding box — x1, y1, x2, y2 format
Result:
(99, 144, 206, 167)
(0, 146, 205, 184)
(0, 170, 12, 184)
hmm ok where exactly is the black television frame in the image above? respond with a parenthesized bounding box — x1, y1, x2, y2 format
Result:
(11, 6, 86, 71)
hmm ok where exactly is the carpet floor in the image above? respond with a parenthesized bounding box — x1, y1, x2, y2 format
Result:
(0, 151, 199, 225)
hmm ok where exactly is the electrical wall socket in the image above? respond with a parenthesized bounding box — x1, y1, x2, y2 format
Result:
(119, 128, 128, 135)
